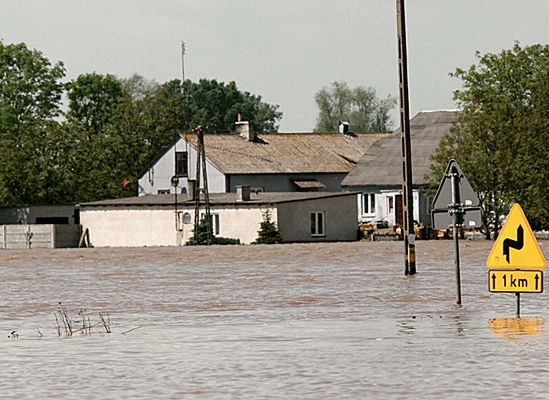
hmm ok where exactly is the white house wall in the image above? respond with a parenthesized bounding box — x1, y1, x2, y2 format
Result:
(213, 205, 276, 244)
(80, 205, 276, 247)
(138, 138, 226, 196)
(80, 194, 357, 247)
(357, 190, 420, 226)
(81, 208, 182, 247)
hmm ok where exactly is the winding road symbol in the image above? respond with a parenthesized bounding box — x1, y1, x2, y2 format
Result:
(503, 225, 524, 264)
(487, 204, 546, 270)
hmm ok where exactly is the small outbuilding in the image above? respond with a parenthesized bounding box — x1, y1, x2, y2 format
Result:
(79, 190, 359, 247)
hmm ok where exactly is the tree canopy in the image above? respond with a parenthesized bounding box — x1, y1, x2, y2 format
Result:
(314, 81, 396, 132)
(427, 43, 549, 234)
(0, 41, 283, 206)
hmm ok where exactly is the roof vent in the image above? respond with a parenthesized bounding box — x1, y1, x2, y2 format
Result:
(339, 122, 349, 134)
(236, 185, 251, 201)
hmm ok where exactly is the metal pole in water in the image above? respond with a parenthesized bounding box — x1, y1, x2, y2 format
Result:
(453, 221, 462, 305)
(450, 166, 462, 304)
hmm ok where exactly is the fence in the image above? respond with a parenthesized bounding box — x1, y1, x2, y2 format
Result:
(0, 224, 82, 249)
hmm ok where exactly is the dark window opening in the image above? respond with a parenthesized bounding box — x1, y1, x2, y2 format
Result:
(35, 217, 69, 224)
(175, 151, 188, 177)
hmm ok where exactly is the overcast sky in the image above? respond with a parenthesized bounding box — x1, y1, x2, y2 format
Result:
(2, 1, 548, 131)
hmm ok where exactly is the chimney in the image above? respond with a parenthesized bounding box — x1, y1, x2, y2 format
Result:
(339, 121, 349, 134)
(236, 113, 254, 141)
(236, 185, 250, 201)
(187, 179, 197, 201)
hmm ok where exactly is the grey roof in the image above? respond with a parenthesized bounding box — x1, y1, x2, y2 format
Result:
(80, 192, 357, 208)
(181, 132, 386, 175)
(341, 111, 458, 188)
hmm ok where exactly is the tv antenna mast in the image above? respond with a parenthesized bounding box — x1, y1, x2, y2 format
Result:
(181, 41, 186, 83)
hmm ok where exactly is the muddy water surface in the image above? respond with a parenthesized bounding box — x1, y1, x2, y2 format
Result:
(1, 241, 548, 399)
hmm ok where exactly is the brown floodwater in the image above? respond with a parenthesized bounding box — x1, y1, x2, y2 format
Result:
(1, 240, 548, 399)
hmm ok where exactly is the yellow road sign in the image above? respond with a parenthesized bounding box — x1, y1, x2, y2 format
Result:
(488, 269, 543, 293)
(486, 204, 546, 269)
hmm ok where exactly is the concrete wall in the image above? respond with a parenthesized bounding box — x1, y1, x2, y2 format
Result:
(277, 195, 358, 242)
(0, 224, 81, 249)
(138, 138, 226, 196)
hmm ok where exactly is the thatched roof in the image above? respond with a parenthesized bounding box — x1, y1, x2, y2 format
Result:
(181, 132, 387, 175)
(341, 111, 458, 188)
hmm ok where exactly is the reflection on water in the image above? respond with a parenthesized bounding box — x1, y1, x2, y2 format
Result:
(489, 317, 544, 338)
(0, 241, 548, 399)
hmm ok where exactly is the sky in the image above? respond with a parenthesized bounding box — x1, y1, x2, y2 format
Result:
(1, 1, 548, 132)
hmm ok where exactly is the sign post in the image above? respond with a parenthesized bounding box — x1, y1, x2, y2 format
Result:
(486, 203, 546, 317)
(431, 160, 482, 304)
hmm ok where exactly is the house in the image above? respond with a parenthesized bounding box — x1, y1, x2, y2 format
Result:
(138, 121, 387, 196)
(79, 188, 359, 247)
(341, 110, 458, 227)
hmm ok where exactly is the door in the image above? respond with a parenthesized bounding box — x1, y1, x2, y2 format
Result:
(395, 194, 403, 226)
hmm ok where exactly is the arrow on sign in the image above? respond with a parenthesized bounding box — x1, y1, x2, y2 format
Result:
(535, 274, 540, 291)
(503, 225, 524, 263)
(491, 273, 496, 290)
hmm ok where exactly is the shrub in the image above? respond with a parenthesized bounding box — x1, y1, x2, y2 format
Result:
(253, 209, 283, 244)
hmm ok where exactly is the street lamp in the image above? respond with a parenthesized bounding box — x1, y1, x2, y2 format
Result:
(171, 175, 179, 230)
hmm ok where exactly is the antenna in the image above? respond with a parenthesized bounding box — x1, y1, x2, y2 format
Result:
(181, 41, 186, 83)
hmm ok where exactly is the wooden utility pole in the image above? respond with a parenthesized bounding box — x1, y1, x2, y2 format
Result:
(396, 0, 416, 275)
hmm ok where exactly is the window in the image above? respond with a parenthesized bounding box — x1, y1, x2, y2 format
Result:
(175, 151, 188, 177)
(388, 196, 394, 215)
(362, 193, 376, 215)
(201, 213, 220, 235)
(157, 189, 170, 194)
(311, 212, 325, 236)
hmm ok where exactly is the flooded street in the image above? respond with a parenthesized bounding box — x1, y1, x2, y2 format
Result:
(1, 240, 548, 399)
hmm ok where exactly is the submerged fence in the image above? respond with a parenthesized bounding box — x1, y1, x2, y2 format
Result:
(0, 224, 81, 249)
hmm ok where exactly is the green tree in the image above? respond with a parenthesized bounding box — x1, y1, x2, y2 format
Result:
(66, 72, 123, 134)
(427, 43, 549, 235)
(253, 209, 283, 244)
(174, 78, 282, 132)
(0, 41, 66, 205)
(0, 41, 65, 130)
(314, 81, 396, 132)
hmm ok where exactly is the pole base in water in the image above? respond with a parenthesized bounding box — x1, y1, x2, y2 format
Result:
(406, 244, 416, 275)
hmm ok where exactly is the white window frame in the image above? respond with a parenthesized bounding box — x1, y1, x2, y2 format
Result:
(388, 196, 395, 215)
(362, 193, 376, 216)
(310, 211, 325, 237)
(201, 213, 220, 235)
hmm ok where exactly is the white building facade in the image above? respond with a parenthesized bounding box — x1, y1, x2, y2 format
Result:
(80, 191, 359, 247)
